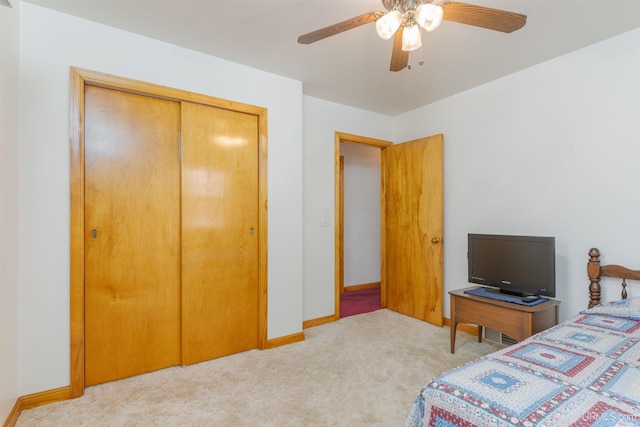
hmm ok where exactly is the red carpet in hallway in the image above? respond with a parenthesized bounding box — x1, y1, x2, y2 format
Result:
(340, 287, 383, 318)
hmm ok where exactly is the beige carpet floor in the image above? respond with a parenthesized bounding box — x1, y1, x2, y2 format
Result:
(16, 309, 500, 426)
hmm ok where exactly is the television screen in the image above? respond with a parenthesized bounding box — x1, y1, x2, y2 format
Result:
(468, 234, 556, 297)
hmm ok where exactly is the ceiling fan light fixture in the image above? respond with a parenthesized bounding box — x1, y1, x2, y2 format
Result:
(415, 3, 444, 32)
(375, 10, 402, 40)
(401, 24, 422, 51)
(297, 0, 527, 72)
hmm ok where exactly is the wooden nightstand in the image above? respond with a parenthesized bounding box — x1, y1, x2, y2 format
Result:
(449, 287, 560, 353)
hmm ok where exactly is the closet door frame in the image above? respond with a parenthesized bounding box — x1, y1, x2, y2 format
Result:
(69, 67, 269, 398)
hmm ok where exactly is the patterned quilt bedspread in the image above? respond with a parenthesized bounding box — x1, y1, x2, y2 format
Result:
(405, 309, 640, 427)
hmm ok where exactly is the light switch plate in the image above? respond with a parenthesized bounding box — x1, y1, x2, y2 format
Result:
(320, 209, 330, 227)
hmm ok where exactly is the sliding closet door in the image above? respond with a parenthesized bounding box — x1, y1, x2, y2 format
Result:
(84, 86, 182, 386)
(181, 102, 259, 365)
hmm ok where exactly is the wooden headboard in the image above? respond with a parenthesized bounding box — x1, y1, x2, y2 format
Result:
(588, 247, 640, 308)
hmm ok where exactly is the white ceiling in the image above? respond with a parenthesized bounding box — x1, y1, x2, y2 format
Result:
(23, 0, 640, 116)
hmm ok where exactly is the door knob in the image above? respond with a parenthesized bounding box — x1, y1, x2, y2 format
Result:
(431, 237, 440, 244)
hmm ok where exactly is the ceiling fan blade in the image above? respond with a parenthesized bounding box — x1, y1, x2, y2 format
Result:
(442, 1, 527, 33)
(390, 28, 409, 72)
(297, 11, 384, 44)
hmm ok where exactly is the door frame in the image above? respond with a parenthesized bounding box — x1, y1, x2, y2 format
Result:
(69, 67, 269, 397)
(333, 132, 392, 318)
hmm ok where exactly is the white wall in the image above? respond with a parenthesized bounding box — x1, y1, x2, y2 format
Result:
(302, 96, 392, 320)
(393, 29, 640, 322)
(0, 0, 20, 420)
(18, 3, 303, 396)
(340, 143, 381, 287)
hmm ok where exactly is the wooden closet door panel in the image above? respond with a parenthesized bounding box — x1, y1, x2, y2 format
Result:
(84, 86, 182, 386)
(181, 102, 259, 365)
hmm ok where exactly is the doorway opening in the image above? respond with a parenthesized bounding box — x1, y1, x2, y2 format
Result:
(334, 132, 444, 325)
(333, 132, 392, 318)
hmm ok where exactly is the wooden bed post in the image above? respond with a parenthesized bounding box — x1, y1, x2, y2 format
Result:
(587, 248, 601, 308)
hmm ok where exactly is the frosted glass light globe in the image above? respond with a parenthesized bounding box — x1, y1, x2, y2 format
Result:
(376, 10, 402, 40)
(402, 24, 422, 51)
(416, 3, 444, 32)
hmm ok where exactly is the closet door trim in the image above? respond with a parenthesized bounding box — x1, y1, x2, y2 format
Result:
(69, 67, 268, 398)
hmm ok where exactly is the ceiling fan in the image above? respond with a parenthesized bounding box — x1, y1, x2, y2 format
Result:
(297, 0, 527, 72)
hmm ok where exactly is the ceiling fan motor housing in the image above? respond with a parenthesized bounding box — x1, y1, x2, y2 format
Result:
(383, 0, 439, 12)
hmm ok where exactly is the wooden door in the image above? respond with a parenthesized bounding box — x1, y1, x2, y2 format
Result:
(181, 102, 259, 365)
(383, 134, 444, 326)
(84, 86, 182, 386)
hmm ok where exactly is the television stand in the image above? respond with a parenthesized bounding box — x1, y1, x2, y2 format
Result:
(449, 286, 560, 353)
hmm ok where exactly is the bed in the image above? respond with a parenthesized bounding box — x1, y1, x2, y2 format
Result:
(406, 248, 640, 427)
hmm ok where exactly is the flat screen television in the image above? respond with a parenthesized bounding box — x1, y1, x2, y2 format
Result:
(468, 233, 556, 298)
